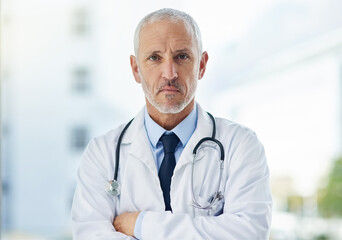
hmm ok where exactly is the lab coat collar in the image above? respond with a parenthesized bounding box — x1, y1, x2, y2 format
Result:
(121, 103, 213, 174)
(121, 106, 145, 145)
(121, 107, 158, 175)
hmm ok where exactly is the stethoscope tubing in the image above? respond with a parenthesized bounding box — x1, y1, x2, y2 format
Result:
(111, 112, 225, 210)
(114, 118, 134, 181)
(191, 154, 224, 210)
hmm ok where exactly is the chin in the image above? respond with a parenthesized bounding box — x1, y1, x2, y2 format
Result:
(155, 100, 190, 114)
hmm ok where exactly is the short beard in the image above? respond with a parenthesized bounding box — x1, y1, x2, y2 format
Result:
(138, 69, 197, 114)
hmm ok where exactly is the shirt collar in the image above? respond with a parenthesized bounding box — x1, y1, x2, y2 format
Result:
(144, 104, 198, 148)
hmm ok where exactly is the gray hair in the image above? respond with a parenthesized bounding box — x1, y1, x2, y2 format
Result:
(133, 8, 203, 58)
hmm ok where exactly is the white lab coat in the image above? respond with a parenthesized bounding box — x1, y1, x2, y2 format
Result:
(71, 104, 272, 240)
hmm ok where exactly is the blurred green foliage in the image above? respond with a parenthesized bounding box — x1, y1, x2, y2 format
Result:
(318, 157, 342, 217)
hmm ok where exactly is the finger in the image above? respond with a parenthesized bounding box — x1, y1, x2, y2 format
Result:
(113, 217, 121, 230)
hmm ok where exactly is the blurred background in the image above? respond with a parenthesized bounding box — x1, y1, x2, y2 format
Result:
(1, 0, 342, 239)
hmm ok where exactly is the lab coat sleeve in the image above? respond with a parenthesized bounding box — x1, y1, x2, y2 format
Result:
(71, 137, 135, 240)
(140, 132, 272, 240)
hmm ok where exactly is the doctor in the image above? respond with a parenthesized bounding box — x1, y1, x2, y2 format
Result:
(71, 8, 272, 240)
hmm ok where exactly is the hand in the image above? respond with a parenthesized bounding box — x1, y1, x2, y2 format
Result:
(113, 211, 140, 236)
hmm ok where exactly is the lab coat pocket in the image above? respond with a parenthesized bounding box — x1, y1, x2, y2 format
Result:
(193, 193, 224, 217)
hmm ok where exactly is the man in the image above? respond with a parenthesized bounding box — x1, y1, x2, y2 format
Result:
(72, 8, 272, 239)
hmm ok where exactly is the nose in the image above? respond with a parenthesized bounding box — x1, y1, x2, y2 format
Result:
(161, 59, 178, 80)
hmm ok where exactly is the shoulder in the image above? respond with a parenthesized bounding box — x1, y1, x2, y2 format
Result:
(78, 123, 129, 172)
(85, 107, 145, 153)
(214, 117, 263, 153)
(213, 117, 268, 174)
(216, 117, 257, 139)
(196, 104, 259, 145)
(84, 123, 127, 156)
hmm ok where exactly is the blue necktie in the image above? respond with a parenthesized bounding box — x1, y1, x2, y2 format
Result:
(158, 133, 180, 211)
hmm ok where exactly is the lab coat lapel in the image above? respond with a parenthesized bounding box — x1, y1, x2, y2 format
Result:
(174, 104, 213, 172)
(122, 108, 158, 176)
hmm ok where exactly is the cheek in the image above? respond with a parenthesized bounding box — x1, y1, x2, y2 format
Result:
(142, 66, 161, 79)
(185, 62, 199, 76)
(141, 75, 158, 94)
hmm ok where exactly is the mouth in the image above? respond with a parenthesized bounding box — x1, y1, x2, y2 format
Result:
(159, 86, 181, 94)
(157, 80, 183, 95)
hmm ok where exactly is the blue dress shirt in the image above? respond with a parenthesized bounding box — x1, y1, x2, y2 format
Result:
(133, 104, 198, 239)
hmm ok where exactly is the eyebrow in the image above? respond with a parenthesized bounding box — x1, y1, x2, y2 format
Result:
(150, 50, 162, 55)
(148, 48, 191, 55)
(174, 48, 191, 53)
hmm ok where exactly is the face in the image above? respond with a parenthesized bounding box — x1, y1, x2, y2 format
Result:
(130, 20, 208, 114)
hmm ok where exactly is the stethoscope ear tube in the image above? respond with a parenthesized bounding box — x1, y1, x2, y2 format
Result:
(206, 112, 216, 138)
(108, 118, 134, 196)
(193, 137, 225, 161)
(114, 118, 134, 181)
(191, 113, 225, 210)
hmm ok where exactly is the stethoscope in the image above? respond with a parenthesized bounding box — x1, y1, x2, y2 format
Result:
(106, 112, 225, 210)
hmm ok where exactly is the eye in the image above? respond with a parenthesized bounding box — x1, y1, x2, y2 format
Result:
(176, 54, 189, 60)
(148, 55, 160, 61)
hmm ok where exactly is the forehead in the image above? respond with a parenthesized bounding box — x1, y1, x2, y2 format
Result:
(139, 20, 195, 54)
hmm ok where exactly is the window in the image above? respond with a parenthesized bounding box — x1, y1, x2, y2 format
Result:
(70, 126, 89, 151)
(72, 8, 90, 36)
(72, 67, 91, 94)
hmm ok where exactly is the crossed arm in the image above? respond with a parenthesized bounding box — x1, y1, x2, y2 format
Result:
(72, 133, 272, 239)
(113, 212, 140, 237)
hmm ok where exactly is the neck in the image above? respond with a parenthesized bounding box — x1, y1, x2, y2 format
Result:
(146, 100, 195, 130)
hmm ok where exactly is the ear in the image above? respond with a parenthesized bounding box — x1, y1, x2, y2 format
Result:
(130, 55, 142, 83)
(198, 51, 209, 80)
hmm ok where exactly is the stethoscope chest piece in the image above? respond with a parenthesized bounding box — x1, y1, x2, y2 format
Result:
(105, 180, 121, 196)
